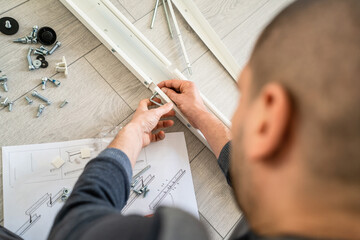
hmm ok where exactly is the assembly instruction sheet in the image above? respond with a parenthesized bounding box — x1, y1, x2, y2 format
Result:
(2, 132, 198, 240)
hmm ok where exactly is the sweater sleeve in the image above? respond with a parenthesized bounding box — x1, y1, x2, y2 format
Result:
(47, 148, 133, 240)
(217, 141, 232, 186)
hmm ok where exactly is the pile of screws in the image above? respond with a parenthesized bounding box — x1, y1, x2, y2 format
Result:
(0, 70, 13, 112)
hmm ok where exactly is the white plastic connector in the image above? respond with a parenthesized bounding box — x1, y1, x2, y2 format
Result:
(80, 148, 91, 159)
(55, 56, 68, 77)
(51, 156, 65, 168)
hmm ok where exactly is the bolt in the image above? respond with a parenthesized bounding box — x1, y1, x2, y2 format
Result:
(32, 90, 51, 105)
(60, 100, 68, 108)
(5, 20, 11, 29)
(8, 101, 13, 112)
(48, 41, 61, 55)
(36, 104, 45, 118)
(0, 75, 8, 92)
(1, 82, 8, 92)
(27, 48, 35, 71)
(31, 26, 38, 40)
(34, 49, 48, 55)
(41, 77, 48, 90)
(13, 37, 27, 44)
(1, 97, 9, 106)
(25, 96, 33, 104)
(48, 78, 61, 86)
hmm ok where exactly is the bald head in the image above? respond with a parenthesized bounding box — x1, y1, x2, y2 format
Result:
(249, 0, 360, 184)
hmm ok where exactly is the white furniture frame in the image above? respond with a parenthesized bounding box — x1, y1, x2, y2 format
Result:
(60, 0, 235, 149)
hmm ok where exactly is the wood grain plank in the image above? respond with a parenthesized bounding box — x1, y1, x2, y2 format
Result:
(0, 0, 27, 15)
(85, 45, 205, 160)
(0, 57, 133, 220)
(0, 0, 100, 104)
(200, 213, 223, 240)
(191, 148, 241, 237)
(223, 0, 294, 71)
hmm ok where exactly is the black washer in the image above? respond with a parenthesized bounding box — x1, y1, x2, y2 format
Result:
(36, 55, 46, 61)
(0, 17, 19, 35)
(40, 61, 49, 68)
(37, 27, 57, 45)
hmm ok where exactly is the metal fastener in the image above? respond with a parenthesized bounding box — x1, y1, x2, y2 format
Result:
(48, 78, 61, 86)
(5, 20, 11, 29)
(32, 90, 51, 105)
(48, 41, 61, 55)
(30, 25, 39, 42)
(36, 104, 45, 118)
(34, 49, 48, 55)
(33, 59, 42, 69)
(41, 77, 48, 90)
(25, 96, 33, 104)
(1, 97, 9, 106)
(8, 101, 13, 112)
(27, 48, 35, 71)
(13, 37, 27, 44)
(60, 100, 68, 108)
(0, 75, 8, 92)
(150, 91, 163, 106)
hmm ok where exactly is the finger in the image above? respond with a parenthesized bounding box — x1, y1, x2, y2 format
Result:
(138, 99, 151, 110)
(154, 102, 174, 117)
(158, 79, 187, 91)
(161, 109, 176, 118)
(161, 87, 181, 102)
(150, 131, 166, 142)
(154, 120, 174, 130)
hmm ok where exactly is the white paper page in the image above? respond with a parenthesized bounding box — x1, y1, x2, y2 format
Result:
(2, 132, 198, 240)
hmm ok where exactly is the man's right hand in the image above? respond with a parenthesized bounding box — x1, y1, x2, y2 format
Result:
(158, 80, 209, 129)
(158, 79, 231, 158)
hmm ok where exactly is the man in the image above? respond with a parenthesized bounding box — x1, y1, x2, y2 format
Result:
(1, 0, 359, 239)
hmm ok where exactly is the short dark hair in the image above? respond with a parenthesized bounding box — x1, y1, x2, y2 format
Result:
(249, 0, 360, 184)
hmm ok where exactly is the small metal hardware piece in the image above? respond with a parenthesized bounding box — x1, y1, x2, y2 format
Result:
(41, 77, 48, 90)
(60, 188, 70, 201)
(8, 101, 13, 112)
(32, 90, 51, 105)
(150, 0, 160, 29)
(150, 91, 163, 107)
(37, 26, 57, 45)
(131, 165, 151, 189)
(27, 48, 35, 71)
(33, 60, 42, 69)
(0, 75, 8, 92)
(40, 61, 48, 68)
(60, 100, 68, 108)
(13, 37, 28, 44)
(1, 97, 9, 106)
(25, 96, 33, 104)
(48, 78, 61, 86)
(36, 104, 45, 118)
(48, 41, 61, 55)
(36, 55, 45, 61)
(0, 17, 19, 35)
(162, 0, 173, 38)
(34, 49, 48, 55)
(30, 25, 39, 43)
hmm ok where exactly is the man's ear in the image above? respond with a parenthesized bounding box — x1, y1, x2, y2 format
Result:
(245, 83, 291, 160)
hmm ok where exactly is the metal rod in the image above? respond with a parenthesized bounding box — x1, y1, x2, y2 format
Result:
(162, 0, 173, 38)
(150, 0, 161, 29)
(167, 0, 192, 75)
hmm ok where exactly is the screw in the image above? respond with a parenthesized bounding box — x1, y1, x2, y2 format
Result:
(48, 41, 61, 55)
(34, 49, 48, 55)
(37, 104, 45, 118)
(0, 75, 8, 92)
(60, 100, 68, 108)
(1, 97, 9, 106)
(48, 78, 61, 86)
(41, 77, 48, 90)
(8, 101, 13, 112)
(31, 26, 39, 40)
(32, 90, 51, 105)
(27, 48, 35, 71)
(13, 37, 27, 43)
(25, 96, 33, 104)
(5, 20, 11, 29)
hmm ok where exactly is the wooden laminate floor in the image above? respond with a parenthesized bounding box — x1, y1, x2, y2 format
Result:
(0, 0, 293, 239)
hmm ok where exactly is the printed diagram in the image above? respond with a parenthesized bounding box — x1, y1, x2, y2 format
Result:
(8, 143, 101, 187)
(16, 187, 71, 236)
(149, 169, 186, 210)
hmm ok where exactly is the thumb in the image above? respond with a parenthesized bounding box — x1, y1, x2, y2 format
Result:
(155, 102, 174, 117)
(161, 87, 180, 103)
